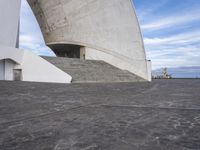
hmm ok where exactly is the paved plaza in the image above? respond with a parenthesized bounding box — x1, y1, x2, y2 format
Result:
(0, 79, 200, 149)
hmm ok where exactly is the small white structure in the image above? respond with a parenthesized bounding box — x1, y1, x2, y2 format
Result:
(0, 45, 72, 83)
(0, 0, 72, 83)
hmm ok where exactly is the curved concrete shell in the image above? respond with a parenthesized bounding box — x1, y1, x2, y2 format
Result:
(28, 0, 151, 81)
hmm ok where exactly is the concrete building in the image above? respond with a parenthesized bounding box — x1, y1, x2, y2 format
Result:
(0, 0, 72, 83)
(0, 0, 151, 83)
(28, 0, 151, 81)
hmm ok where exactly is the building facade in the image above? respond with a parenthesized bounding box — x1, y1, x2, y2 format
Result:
(0, 0, 151, 83)
(28, 0, 152, 81)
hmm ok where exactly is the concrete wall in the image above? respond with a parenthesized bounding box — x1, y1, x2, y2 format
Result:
(85, 47, 149, 79)
(21, 50, 72, 83)
(0, 45, 72, 83)
(0, 46, 24, 64)
(0, 60, 4, 80)
(0, 0, 21, 47)
(28, 0, 151, 81)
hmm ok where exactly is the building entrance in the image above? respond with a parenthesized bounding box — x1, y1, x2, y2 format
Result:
(48, 44, 85, 59)
(13, 69, 22, 81)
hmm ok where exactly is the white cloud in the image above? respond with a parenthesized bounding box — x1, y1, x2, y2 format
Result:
(19, 33, 55, 56)
(144, 30, 200, 69)
(138, 2, 200, 69)
(19, 0, 55, 56)
(20, 34, 41, 44)
(144, 30, 200, 45)
(141, 10, 200, 31)
(136, 0, 168, 22)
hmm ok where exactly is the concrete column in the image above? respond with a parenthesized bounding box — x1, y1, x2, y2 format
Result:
(147, 60, 152, 82)
(0, 60, 5, 80)
(80, 47, 86, 60)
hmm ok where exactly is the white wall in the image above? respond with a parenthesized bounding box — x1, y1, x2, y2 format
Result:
(0, 0, 21, 47)
(0, 45, 72, 83)
(0, 45, 24, 64)
(21, 50, 72, 83)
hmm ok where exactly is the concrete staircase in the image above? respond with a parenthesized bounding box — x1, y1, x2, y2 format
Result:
(42, 56, 145, 83)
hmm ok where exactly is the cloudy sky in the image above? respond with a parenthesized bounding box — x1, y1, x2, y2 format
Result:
(19, 0, 200, 70)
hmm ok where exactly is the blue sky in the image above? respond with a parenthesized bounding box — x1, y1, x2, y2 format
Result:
(19, 0, 200, 70)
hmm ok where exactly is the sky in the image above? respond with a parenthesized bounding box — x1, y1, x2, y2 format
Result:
(19, 0, 200, 70)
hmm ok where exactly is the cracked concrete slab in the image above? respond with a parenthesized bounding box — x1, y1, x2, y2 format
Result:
(0, 79, 200, 149)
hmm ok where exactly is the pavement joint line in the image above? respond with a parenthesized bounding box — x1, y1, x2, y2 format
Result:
(98, 104, 200, 111)
(1, 103, 200, 127)
(0, 80, 200, 149)
(0, 102, 100, 126)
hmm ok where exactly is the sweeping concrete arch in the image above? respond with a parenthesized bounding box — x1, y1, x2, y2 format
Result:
(27, 0, 152, 81)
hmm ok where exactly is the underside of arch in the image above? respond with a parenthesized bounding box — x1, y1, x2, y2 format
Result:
(48, 44, 84, 59)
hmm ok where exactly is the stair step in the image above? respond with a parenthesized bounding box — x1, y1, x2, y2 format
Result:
(42, 56, 145, 83)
